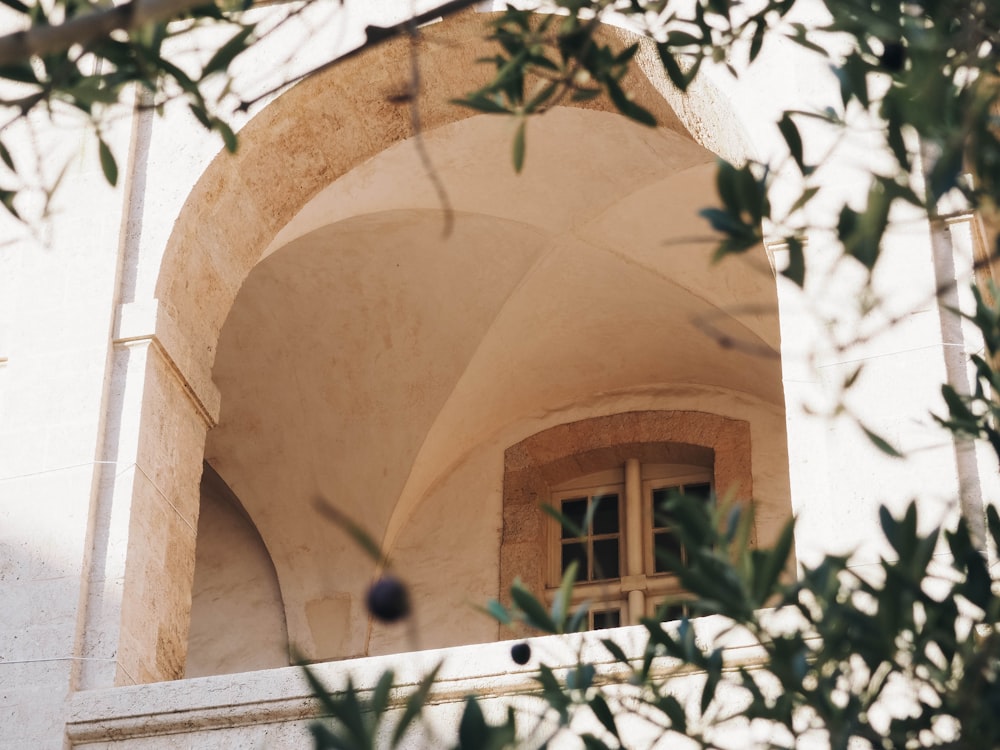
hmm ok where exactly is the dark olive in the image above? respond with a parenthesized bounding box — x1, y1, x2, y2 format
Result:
(366, 575, 410, 623)
(879, 41, 906, 72)
(510, 642, 532, 665)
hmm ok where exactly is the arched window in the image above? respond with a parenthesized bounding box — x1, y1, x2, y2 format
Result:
(548, 461, 712, 627)
(500, 411, 754, 629)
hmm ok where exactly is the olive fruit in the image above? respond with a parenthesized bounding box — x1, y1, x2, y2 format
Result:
(366, 575, 410, 623)
(510, 642, 531, 665)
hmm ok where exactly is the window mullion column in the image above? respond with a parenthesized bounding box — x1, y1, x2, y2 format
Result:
(625, 458, 644, 624)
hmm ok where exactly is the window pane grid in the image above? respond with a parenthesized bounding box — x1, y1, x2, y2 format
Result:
(649, 482, 712, 574)
(548, 467, 713, 633)
(559, 493, 620, 582)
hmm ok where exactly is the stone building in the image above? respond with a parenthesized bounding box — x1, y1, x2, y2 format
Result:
(0, 2, 996, 747)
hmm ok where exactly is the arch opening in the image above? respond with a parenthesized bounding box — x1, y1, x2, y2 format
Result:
(130, 10, 787, 674)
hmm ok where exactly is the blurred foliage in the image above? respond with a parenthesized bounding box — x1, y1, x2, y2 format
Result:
(309, 492, 1000, 749)
(2, 0, 999, 744)
(456, 0, 1000, 284)
(0, 0, 267, 210)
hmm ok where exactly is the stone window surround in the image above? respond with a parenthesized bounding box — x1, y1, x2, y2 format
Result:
(499, 410, 753, 605)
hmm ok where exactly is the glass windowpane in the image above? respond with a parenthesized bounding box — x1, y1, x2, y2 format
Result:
(562, 542, 587, 578)
(652, 487, 676, 526)
(591, 494, 619, 534)
(592, 609, 621, 630)
(654, 531, 682, 573)
(684, 482, 712, 504)
(592, 538, 620, 579)
(561, 497, 587, 539)
(657, 601, 686, 622)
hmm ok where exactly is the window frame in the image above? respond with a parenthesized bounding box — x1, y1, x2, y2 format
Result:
(544, 463, 713, 628)
(499, 411, 756, 633)
(548, 482, 626, 588)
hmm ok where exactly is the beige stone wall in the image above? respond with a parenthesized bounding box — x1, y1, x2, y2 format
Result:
(1, 3, 996, 748)
(186, 466, 289, 677)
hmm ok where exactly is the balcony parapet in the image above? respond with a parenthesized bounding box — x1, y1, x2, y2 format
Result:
(67, 616, 772, 747)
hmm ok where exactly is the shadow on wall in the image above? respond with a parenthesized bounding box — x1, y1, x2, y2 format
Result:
(186, 463, 289, 677)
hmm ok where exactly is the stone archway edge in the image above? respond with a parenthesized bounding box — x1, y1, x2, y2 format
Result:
(114, 299, 221, 426)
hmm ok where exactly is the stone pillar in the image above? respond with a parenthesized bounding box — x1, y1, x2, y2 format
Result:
(77, 301, 219, 688)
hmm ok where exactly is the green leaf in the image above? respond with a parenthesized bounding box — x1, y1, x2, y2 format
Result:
(335, 677, 371, 749)
(928, 139, 964, 200)
(666, 31, 703, 48)
(536, 664, 570, 723)
(600, 637, 630, 665)
(0, 0, 29, 14)
(567, 601, 590, 634)
(371, 669, 394, 716)
(882, 96, 911, 172)
(566, 663, 595, 691)
(716, 160, 740, 212)
(510, 580, 558, 633)
(391, 662, 441, 747)
(314, 498, 386, 566)
(657, 43, 690, 91)
(482, 599, 512, 626)
(0, 188, 21, 220)
(778, 114, 805, 174)
(0, 138, 13, 171)
(458, 696, 487, 750)
(490, 49, 528, 103)
(452, 94, 510, 115)
(782, 236, 805, 287)
(302, 671, 370, 750)
(941, 384, 975, 423)
(309, 723, 355, 750)
(551, 559, 578, 629)
(700, 207, 753, 237)
(215, 119, 238, 153)
(512, 118, 526, 173)
(655, 693, 687, 732)
(189, 102, 213, 130)
(753, 517, 795, 605)
(302, 665, 342, 723)
(988, 505, 1000, 557)
(605, 78, 657, 127)
(203, 25, 256, 77)
(580, 734, 613, 750)
(524, 81, 557, 113)
(836, 53, 870, 109)
(589, 694, 619, 739)
(787, 186, 820, 215)
(861, 425, 903, 458)
(98, 138, 118, 187)
(749, 20, 765, 62)
(700, 648, 723, 713)
(0, 62, 37, 84)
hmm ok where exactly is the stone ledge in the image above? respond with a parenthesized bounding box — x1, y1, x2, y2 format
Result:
(67, 617, 772, 744)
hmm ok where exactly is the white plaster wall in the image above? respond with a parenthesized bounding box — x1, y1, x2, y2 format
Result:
(0, 104, 132, 746)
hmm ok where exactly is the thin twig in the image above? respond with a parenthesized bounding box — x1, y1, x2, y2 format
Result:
(404, 17, 454, 237)
(236, 0, 485, 112)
